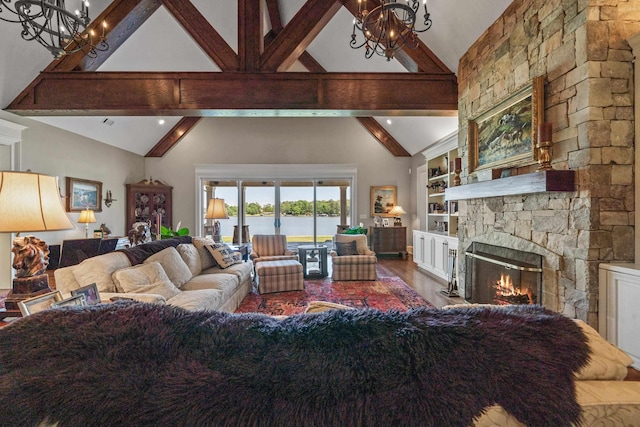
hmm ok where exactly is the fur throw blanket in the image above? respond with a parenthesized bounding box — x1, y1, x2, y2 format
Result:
(0, 303, 589, 426)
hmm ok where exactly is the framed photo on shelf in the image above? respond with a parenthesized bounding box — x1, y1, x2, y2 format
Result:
(370, 186, 397, 217)
(382, 218, 390, 227)
(71, 282, 101, 305)
(18, 291, 63, 316)
(468, 76, 544, 173)
(66, 177, 102, 212)
(52, 294, 87, 309)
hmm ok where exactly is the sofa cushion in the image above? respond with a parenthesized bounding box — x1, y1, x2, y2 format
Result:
(192, 236, 217, 270)
(205, 243, 243, 269)
(112, 261, 181, 300)
(202, 261, 253, 285)
(336, 240, 359, 256)
(71, 252, 131, 293)
(144, 247, 193, 288)
(182, 273, 238, 300)
(574, 319, 633, 380)
(167, 289, 224, 311)
(176, 243, 203, 277)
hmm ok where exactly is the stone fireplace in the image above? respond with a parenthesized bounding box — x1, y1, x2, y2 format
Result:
(465, 242, 542, 305)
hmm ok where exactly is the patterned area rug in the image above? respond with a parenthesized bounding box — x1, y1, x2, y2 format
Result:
(235, 276, 434, 316)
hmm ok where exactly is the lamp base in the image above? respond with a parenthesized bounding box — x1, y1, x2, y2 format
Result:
(4, 274, 52, 317)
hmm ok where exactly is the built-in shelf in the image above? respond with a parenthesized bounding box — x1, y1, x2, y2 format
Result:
(445, 170, 575, 201)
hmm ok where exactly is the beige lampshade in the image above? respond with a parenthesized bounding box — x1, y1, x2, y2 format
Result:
(77, 209, 96, 224)
(205, 198, 229, 220)
(388, 205, 406, 216)
(0, 171, 74, 233)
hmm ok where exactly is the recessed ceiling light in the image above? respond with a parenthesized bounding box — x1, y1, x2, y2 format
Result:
(158, 119, 165, 125)
(386, 119, 392, 125)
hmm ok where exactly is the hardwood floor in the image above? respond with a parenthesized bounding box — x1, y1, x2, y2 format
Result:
(375, 255, 465, 308)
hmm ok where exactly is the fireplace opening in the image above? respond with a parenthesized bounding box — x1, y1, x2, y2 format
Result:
(465, 242, 542, 306)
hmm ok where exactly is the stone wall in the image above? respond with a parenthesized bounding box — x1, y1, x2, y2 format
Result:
(456, 0, 638, 325)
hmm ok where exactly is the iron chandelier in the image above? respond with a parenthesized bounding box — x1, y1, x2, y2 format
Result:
(0, 0, 108, 58)
(350, 0, 432, 61)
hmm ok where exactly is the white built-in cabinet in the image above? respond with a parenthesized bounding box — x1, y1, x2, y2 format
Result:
(599, 263, 640, 368)
(413, 131, 459, 281)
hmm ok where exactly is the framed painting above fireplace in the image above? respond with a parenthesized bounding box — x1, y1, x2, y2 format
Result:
(468, 75, 544, 173)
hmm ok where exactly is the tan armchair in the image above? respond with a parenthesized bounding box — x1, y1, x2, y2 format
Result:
(250, 234, 298, 265)
(330, 234, 377, 281)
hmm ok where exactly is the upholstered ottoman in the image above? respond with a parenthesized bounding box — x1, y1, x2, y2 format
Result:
(255, 260, 304, 294)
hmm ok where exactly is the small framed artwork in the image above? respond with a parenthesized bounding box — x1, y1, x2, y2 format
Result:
(66, 177, 102, 212)
(71, 282, 101, 305)
(468, 75, 544, 173)
(52, 294, 87, 308)
(382, 218, 390, 227)
(18, 291, 63, 316)
(370, 186, 397, 217)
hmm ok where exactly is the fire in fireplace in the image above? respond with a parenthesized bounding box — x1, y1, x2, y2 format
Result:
(465, 242, 542, 306)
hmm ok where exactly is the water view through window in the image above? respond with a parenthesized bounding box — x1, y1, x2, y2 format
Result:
(204, 179, 351, 245)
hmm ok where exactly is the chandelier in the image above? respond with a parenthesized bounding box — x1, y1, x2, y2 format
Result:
(0, 0, 108, 58)
(350, 0, 432, 61)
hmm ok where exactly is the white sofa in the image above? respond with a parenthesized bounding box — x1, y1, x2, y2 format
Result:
(54, 237, 253, 313)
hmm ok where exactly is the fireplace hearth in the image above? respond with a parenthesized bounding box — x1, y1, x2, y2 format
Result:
(465, 242, 542, 306)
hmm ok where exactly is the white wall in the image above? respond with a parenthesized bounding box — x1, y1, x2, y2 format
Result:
(144, 117, 412, 235)
(0, 111, 144, 289)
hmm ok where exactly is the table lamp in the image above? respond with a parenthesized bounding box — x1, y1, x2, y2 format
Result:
(205, 198, 228, 242)
(78, 208, 96, 238)
(0, 171, 75, 315)
(388, 205, 406, 227)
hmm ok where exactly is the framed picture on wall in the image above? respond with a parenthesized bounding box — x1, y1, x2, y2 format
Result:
(66, 177, 102, 212)
(370, 186, 397, 217)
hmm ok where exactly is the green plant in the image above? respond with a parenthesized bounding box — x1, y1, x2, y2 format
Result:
(343, 225, 367, 235)
(160, 224, 190, 239)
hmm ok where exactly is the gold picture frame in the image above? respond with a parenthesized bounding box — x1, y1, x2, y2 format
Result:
(66, 177, 103, 212)
(468, 76, 544, 173)
(370, 186, 397, 217)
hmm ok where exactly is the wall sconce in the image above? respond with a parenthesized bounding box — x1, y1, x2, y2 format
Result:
(104, 190, 117, 208)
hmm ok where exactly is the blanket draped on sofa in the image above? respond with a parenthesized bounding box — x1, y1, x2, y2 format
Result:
(0, 303, 589, 427)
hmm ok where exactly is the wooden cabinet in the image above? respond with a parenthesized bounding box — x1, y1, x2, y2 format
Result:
(125, 179, 172, 236)
(413, 230, 456, 281)
(599, 263, 640, 368)
(370, 226, 407, 258)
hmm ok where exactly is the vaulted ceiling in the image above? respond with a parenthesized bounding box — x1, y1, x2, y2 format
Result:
(0, 0, 512, 157)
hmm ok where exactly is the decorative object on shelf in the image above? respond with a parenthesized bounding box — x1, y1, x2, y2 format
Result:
(382, 218, 390, 227)
(429, 167, 441, 178)
(454, 157, 462, 186)
(0, 170, 75, 315)
(0, 0, 109, 58)
(205, 198, 229, 242)
(128, 221, 152, 247)
(350, 0, 432, 61)
(99, 223, 111, 236)
(373, 215, 382, 227)
(104, 190, 116, 207)
(468, 76, 544, 173)
(388, 205, 406, 227)
(370, 186, 397, 217)
(426, 180, 447, 191)
(536, 122, 554, 171)
(66, 177, 102, 212)
(342, 225, 368, 235)
(77, 208, 96, 239)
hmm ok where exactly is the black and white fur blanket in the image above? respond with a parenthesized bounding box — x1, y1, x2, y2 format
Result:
(0, 303, 590, 427)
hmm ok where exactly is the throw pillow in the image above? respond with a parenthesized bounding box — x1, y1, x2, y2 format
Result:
(192, 236, 218, 269)
(71, 252, 131, 293)
(336, 240, 359, 256)
(205, 243, 243, 269)
(112, 261, 181, 300)
(144, 247, 193, 288)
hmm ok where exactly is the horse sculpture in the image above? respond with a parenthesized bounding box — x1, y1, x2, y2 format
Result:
(128, 222, 152, 246)
(12, 236, 49, 278)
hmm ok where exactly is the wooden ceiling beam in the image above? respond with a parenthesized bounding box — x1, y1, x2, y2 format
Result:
(260, 0, 342, 71)
(355, 118, 410, 157)
(6, 71, 458, 115)
(265, 0, 284, 33)
(238, 0, 263, 71)
(162, 0, 238, 71)
(146, 117, 202, 157)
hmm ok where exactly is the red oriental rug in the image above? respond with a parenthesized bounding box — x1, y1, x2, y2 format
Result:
(235, 276, 434, 316)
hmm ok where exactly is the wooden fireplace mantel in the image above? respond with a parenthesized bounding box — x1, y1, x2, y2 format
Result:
(444, 170, 575, 201)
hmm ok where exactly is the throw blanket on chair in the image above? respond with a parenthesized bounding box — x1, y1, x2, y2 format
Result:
(0, 303, 590, 426)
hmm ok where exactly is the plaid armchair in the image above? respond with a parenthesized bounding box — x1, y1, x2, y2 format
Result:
(330, 234, 377, 281)
(250, 235, 298, 265)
